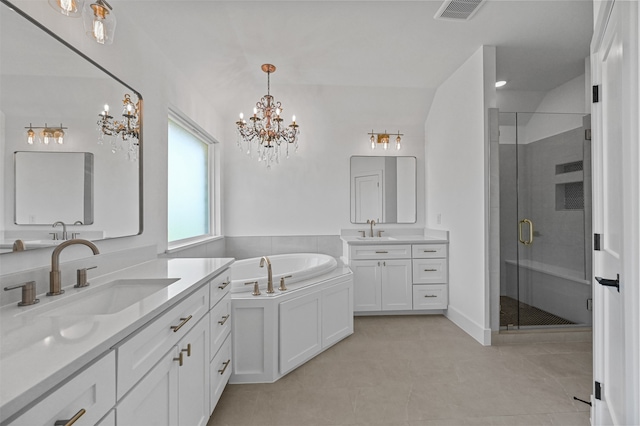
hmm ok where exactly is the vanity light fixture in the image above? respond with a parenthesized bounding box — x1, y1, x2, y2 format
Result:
(25, 123, 66, 145)
(83, 0, 116, 45)
(236, 64, 300, 169)
(97, 93, 140, 160)
(48, 0, 84, 17)
(368, 130, 402, 151)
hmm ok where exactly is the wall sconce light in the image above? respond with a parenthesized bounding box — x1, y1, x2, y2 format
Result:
(48, 0, 84, 17)
(368, 130, 403, 151)
(25, 123, 67, 145)
(97, 94, 140, 160)
(83, 0, 116, 45)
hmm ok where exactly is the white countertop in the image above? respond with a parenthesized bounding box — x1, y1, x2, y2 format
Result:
(340, 235, 449, 245)
(0, 257, 234, 423)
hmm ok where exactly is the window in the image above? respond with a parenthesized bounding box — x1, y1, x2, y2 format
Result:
(167, 111, 218, 247)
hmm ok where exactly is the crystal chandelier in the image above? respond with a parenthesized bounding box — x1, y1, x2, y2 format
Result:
(368, 130, 403, 151)
(97, 93, 140, 160)
(236, 64, 300, 169)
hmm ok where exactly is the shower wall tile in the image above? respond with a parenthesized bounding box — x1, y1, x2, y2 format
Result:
(224, 235, 342, 260)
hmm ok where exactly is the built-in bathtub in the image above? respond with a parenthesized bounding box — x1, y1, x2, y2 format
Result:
(229, 253, 352, 383)
(229, 253, 338, 295)
(504, 259, 592, 325)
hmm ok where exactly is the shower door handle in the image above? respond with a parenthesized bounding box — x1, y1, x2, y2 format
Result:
(518, 219, 534, 245)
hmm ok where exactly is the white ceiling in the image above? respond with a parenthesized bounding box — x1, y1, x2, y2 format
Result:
(118, 0, 593, 125)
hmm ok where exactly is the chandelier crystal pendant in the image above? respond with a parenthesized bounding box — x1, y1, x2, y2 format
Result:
(97, 93, 140, 160)
(236, 64, 300, 169)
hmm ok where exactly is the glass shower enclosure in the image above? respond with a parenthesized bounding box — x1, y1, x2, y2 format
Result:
(499, 112, 592, 329)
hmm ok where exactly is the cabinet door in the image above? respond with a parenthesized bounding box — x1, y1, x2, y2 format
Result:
(322, 278, 354, 348)
(210, 333, 232, 413)
(279, 290, 322, 375)
(9, 352, 115, 426)
(178, 315, 211, 426)
(351, 260, 382, 311)
(381, 259, 412, 311)
(117, 349, 179, 426)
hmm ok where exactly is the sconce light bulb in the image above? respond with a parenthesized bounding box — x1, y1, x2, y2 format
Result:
(396, 141, 401, 150)
(27, 129, 35, 145)
(292, 115, 296, 122)
(126, 103, 133, 113)
(383, 142, 388, 150)
(253, 107, 257, 115)
(239, 112, 244, 120)
(276, 108, 281, 116)
(93, 18, 106, 44)
(104, 104, 109, 113)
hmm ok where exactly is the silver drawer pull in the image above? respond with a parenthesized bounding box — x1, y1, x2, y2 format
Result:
(423, 250, 437, 252)
(218, 359, 231, 375)
(218, 280, 230, 290)
(170, 315, 193, 332)
(218, 314, 230, 325)
(424, 295, 438, 298)
(375, 251, 388, 253)
(424, 269, 437, 272)
(54, 408, 86, 426)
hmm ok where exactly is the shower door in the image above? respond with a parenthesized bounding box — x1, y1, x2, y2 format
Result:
(499, 112, 592, 329)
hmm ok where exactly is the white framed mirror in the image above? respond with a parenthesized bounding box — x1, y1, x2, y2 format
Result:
(350, 156, 417, 224)
(0, 0, 143, 254)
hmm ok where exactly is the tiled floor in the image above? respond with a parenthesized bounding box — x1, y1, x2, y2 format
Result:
(208, 315, 592, 426)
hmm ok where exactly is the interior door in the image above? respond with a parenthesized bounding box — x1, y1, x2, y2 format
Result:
(591, 1, 639, 424)
(354, 171, 383, 223)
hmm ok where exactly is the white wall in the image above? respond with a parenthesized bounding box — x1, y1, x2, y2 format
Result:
(425, 45, 496, 345)
(223, 84, 426, 236)
(0, 0, 224, 274)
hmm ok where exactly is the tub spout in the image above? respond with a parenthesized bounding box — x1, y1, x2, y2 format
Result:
(260, 256, 274, 294)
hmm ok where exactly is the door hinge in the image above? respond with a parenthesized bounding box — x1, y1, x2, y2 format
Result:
(594, 233, 601, 251)
(593, 85, 600, 103)
(595, 381, 602, 400)
(585, 129, 592, 140)
(587, 298, 593, 311)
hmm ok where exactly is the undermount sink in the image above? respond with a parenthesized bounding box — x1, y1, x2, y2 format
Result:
(38, 278, 179, 317)
(356, 236, 397, 241)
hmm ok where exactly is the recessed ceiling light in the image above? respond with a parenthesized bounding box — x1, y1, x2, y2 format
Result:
(495, 80, 507, 88)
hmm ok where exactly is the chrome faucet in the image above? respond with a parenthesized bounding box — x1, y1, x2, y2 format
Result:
(53, 221, 68, 240)
(367, 219, 376, 237)
(48, 239, 100, 296)
(259, 256, 274, 294)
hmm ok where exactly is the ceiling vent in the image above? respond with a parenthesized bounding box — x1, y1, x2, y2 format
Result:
(434, 0, 486, 21)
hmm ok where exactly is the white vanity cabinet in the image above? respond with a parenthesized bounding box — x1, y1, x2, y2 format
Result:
(345, 239, 449, 313)
(208, 273, 232, 413)
(350, 244, 413, 312)
(8, 352, 115, 426)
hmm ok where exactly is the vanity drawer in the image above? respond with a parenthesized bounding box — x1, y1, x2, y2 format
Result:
(210, 270, 231, 309)
(210, 293, 231, 361)
(412, 259, 448, 283)
(350, 244, 411, 260)
(412, 244, 447, 259)
(210, 333, 232, 413)
(413, 285, 448, 310)
(9, 351, 115, 426)
(116, 284, 209, 400)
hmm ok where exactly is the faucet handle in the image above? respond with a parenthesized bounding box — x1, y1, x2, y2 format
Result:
(71, 232, 81, 239)
(4, 281, 39, 306)
(49, 232, 59, 241)
(358, 230, 366, 237)
(245, 281, 260, 296)
(377, 230, 385, 238)
(279, 275, 293, 291)
(75, 266, 97, 288)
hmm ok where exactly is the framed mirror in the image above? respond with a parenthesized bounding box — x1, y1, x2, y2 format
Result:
(0, 0, 143, 254)
(350, 156, 416, 224)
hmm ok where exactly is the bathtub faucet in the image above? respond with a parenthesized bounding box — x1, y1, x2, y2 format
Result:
(260, 256, 275, 294)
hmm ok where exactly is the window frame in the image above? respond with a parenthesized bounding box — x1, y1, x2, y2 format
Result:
(166, 108, 220, 252)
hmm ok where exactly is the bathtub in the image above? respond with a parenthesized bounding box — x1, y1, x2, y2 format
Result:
(229, 253, 338, 294)
(229, 253, 352, 384)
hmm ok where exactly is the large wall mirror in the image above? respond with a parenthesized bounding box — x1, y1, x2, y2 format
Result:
(350, 156, 416, 224)
(0, 1, 142, 254)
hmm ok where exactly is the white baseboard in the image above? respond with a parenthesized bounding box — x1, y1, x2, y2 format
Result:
(445, 305, 492, 346)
